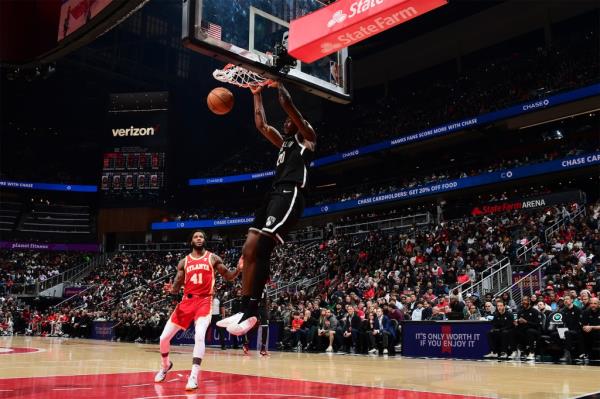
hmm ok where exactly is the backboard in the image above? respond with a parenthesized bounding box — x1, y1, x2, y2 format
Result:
(182, 0, 351, 103)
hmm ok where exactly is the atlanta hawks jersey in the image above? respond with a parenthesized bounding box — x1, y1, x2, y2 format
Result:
(272, 134, 312, 189)
(183, 251, 214, 296)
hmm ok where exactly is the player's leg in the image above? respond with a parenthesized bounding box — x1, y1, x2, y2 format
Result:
(243, 234, 275, 317)
(186, 314, 211, 390)
(154, 320, 181, 382)
(228, 188, 303, 336)
(260, 317, 269, 356)
(227, 233, 275, 336)
(242, 334, 249, 355)
(216, 231, 260, 329)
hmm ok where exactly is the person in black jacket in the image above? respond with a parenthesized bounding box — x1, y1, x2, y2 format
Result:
(301, 308, 319, 351)
(581, 297, 600, 360)
(543, 308, 570, 361)
(337, 305, 362, 353)
(561, 295, 584, 360)
(485, 301, 515, 359)
(515, 295, 543, 360)
(362, 312, 376, 354)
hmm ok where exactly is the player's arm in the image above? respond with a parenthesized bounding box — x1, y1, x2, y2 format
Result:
(251, 86, 283, 148)
(170, 259, 186, 294)
(276, 82, 316, 151)
(212, 253, 242, 281)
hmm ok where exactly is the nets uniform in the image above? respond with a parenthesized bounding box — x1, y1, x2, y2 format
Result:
(170, 251, 215, 329)
(251, 133, 312, 243)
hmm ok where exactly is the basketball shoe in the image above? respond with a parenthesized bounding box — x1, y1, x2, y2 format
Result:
(154, 361, 173, 383)
(226, 316, 257, 336)
(185, 374, 198, 390)
(216, 312, 244, 328)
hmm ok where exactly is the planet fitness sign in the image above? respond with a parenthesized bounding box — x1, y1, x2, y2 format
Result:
(0, 241, 100, 252)
(289, 0, 448, 63)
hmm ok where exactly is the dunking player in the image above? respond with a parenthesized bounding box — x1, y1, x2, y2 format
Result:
(218, 82, 316, 336)
(154, 230, 242, 390)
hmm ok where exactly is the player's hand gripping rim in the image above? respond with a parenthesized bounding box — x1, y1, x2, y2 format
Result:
(249, 80, 278, 94)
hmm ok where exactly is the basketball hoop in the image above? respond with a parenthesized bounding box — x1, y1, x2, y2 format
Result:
(212, 64, 272, 88)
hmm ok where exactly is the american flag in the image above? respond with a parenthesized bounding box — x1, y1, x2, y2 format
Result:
(201, 21, 222, 41)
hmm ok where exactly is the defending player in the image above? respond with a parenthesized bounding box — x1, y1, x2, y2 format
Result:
(218, 82, 316, 336)
(154, 230, 242, 390)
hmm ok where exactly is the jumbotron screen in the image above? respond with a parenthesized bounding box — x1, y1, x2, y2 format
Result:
(100, 148, 165, 201)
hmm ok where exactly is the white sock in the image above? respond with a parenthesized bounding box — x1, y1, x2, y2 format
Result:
(191, 364, 201, 379)
(161, 355, 170, 369)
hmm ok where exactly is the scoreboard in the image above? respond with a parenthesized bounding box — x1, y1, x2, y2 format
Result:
(100, 149, 165, 201)
(103, 94, 169, 203)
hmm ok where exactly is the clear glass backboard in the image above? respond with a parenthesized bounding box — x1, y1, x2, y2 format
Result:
(182, 0, 351, 103)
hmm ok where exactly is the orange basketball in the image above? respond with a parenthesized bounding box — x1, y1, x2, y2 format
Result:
(207, 87, 234, 115)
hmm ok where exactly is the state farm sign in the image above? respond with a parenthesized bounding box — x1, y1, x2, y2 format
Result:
(289, 0, 448, 63)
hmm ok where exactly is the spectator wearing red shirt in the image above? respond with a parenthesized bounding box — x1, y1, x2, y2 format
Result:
(291, 312, 305, 350)
(356, 303, 366, 319)
(363, 284, 375, 300)
(457, 272, 470, 285)
(432, 264, 444, 280)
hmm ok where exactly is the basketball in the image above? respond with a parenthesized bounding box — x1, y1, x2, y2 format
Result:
(207, 87, 234, 115)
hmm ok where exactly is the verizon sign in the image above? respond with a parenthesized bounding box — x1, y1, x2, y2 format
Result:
(111, 125, 158, 137)
(289, 0, 448, 63)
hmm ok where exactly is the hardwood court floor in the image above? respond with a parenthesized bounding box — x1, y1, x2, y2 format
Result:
(0, 336, 598, 399)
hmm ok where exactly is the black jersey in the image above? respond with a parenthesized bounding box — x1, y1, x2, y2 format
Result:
(272, 134, 312, 189)
(491, 311, 514, 331)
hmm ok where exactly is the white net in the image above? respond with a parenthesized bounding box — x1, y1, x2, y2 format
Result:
(212, 64, 272, 88)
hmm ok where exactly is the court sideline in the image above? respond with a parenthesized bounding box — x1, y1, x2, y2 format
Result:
(1, 336, 598, 399)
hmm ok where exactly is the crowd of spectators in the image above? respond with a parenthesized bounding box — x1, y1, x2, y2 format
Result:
(313, 145, 596, 206)
(169, 132, 597, 222)
(0, 251, 92, 295)
(3, 201, 598, 362)
(261, 202, 600, 360)
(198, 18, 598, 177)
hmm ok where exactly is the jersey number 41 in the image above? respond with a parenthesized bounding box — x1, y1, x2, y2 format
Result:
(189, 273, 203, 284)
